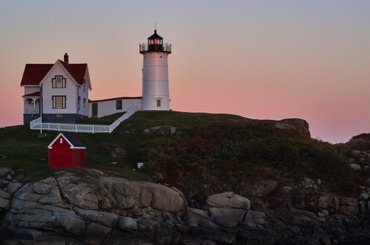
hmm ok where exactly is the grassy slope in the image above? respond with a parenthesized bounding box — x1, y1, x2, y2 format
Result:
(0, 111, 247, 181)
(0, 111, 361, 202)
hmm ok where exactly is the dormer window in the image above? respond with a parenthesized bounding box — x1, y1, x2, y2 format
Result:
(52, 75, 66, 88)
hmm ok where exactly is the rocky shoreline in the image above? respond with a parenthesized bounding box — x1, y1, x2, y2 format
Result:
(0, 167, 369, 245)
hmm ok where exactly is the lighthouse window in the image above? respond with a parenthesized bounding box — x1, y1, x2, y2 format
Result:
(156, 99, 161, 107)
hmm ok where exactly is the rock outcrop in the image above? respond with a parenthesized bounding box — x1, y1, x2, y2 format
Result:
(0, 167, 369, 245)
(143, 125, 177, 135)
(275, 118, 311, 137)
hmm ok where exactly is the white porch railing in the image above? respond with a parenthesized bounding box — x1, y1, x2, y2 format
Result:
(30, 106, 139, 134)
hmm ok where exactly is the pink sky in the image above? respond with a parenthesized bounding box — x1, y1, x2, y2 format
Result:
(1, 1, 370, 143)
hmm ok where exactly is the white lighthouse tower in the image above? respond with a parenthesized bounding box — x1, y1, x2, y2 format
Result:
(140, 30, 172, 110)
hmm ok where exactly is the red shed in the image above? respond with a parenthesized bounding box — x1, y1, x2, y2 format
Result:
(48, 133, 86, 168)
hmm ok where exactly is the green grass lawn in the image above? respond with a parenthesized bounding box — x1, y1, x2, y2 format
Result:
(0, 111, 243, 181)
(0, 110, 359, 200)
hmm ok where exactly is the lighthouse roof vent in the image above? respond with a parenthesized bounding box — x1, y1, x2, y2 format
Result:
(148, 30, 163, 40)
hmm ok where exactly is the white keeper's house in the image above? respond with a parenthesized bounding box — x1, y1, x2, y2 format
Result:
(20, 29, 172, 124)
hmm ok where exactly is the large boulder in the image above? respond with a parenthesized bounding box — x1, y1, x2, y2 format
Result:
(100, 176, 186, 214)
(206, 192, 250, 228)
(0, 170, 188, 244)
(275, 118, 311, 137)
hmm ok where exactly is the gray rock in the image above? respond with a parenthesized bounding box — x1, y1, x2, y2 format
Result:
(340, 197, 358, 215)
(11, 198, 41, 210)
(207, 192, 250, 210)
(83, 222, 111, 245)
(206, 192, 250, 228)
(40, 176, 58, 186)
(17, 208, 56, 229)
(274, 118, 311, 137)
(358, 201, 367, 214)
(112, 147, 127, 158)
(118, 216, 138, 230)
(200, 229, 236, 244)
(302, 177, 318, 189)
(0, 189, 10, 199)
(183, 239, 217, 245)
(154, 226, 181, 245)
(245, 180, 279, 197)
(347, 158, 356, 163)
(57, 176, 99, 210)
(318, 210, 329, 218)
(0, 196, 10, 209)
(349, 163, 361, 171)
(38, 196, 64, 205)
(74, 208, 118, 228)
(360, 193, 369, 201)
(53, 211, 85, 236)
(0, 167, 12, 176)
(238, 227, 279, 244)
(242, 210, 266, 228)
(137, 218, 159, 236)
(32, 182, 53, 195)
(352, 150, 361, 156)
(1, 227, 65, 244)
(208, 206, 245, 228)
(185, 208, 220, 230)
(143, 125, 177, 135)
(6, 182, 23, 195)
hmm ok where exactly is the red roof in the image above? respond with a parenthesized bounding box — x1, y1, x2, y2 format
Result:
(59, 60, 87, 85)
(20, 61, 87, 86)
(20, 64, 53, 86)
(22, 92, 41, 97)
(89, 96, 142, 103)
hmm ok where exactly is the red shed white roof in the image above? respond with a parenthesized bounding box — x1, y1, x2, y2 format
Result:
(48, 132, 86, 149)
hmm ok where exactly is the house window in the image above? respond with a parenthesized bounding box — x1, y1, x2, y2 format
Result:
(52, 76, 66, 88)
(116, 100, 122, 110)
(83, 98, 86, 108)
(52, 96, 66, 109)
(83, 79, 86, 92)
(156, 99, 161, 107)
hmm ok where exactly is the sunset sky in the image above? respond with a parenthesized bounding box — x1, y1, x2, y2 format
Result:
(1, 1, 370, 143)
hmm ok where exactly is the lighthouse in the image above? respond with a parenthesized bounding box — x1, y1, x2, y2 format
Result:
(140, 30, 172, 110)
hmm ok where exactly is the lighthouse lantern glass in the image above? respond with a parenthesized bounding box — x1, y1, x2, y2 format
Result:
(149, 39, 162, 45)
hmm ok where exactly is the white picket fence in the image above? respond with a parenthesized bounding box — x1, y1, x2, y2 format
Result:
(30, 106, 139, 134)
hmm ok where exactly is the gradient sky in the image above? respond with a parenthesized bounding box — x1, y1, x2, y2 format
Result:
(1, 0, 370, 143)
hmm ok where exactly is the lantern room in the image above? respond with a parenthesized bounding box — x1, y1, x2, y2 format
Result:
(140, 30, 171, 53)
(148, 30, 163, 46)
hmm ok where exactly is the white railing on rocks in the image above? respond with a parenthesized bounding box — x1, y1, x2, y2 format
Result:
(30, 106, 139, 134)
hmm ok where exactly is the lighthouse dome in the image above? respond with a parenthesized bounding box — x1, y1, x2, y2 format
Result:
(148, 30, 163, 40)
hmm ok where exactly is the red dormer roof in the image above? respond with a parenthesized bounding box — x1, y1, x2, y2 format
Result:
(20, 61, 88, 86)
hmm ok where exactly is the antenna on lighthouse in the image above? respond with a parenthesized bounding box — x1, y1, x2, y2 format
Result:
(154, 21, 157, 30)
